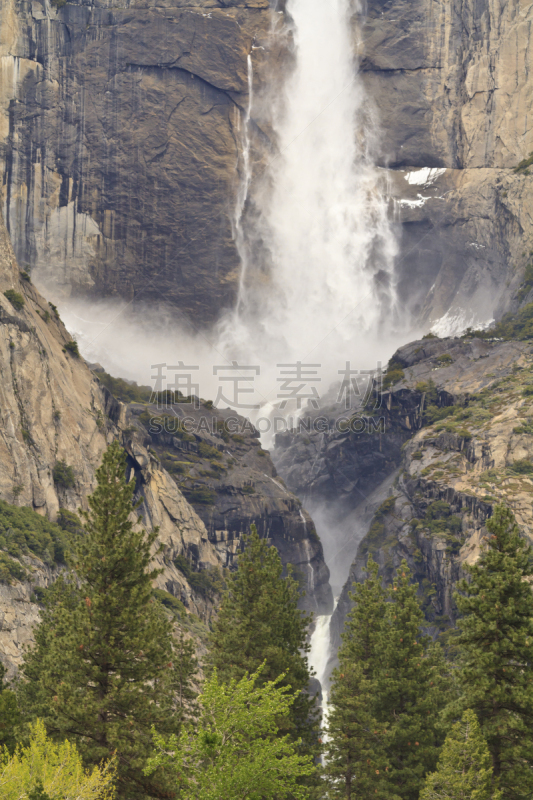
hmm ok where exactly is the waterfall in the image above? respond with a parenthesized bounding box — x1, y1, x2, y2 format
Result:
(217, 0, 398, 393)
(233, 54, 254, 318)
(308, 601, 337, 744)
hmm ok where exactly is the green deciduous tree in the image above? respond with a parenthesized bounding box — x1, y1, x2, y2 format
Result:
(0, 718, 115, 799)
(18, 441, 195, 799)
(146, 665, 316, 800)
(206, 526, 317, 754)
(420, 709, 501, 800)
(451, 504, 533, 800)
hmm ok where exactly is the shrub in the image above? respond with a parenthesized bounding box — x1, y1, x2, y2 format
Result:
(436, 353, 453, 365)
(0, 499, 73, 573)
(19, 271, 31, 283)
(514, 151, 533, 174)
(242, 484, 256, 495)
(383, 359, 405, 390)
(184, 487, 216, 505)
(422, 332, 438, 339)
(56, 508, 84, 536)
(173, 555, 224, 596)
(153, 588, 186, 615)
(198, 442, 222, 460)
(4, 290, 24, 311)
(509, 459, 533, 475)
(52, 460, 76, 489)
(0, 552, 27, 584)
(48, 302, 60, 320)
(64, 340, 80, 358)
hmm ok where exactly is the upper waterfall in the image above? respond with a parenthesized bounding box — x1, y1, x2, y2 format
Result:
(217, 0, 398, 393)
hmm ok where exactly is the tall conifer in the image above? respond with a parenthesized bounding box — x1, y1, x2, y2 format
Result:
(325, 556, 389, 799)
(18, 441, 194, 799)
(206, 526, 317, 754)
(375, 562, 447, 800)
(326, 559, 447, 800)
(452, 504, 533, 799)
(420, 709, 500, 800)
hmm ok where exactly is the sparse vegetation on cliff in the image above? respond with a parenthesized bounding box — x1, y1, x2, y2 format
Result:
(52, 460, 76, 489)
(3, 290, 24, 311)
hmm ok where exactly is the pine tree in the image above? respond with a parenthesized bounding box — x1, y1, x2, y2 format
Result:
(18, 441, 194, 799)
(375, 561, 448, 800)
(420, 709, 501, 800)
(206, 526, 317, 754)
(452, 504, 533, 800)
(325, 556, 389, 799)
(0, 661, 20, 754)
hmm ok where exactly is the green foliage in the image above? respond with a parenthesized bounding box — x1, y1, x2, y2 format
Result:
(423, 404, 457, 425)
(470, 303, 533, 341)
(412, 501, 462, 539)
(383, 359, 405, 390)
(3, 290, 25, 311)
(183, 487, 216, 505)
(198, 442, 222, 460)
(0, 661, 20, 754)
(56, 508, 83, 537)
(422, 332, 439, 339)
(0, 551, 27, 584)
(451, 504, 533, 798)
(146, 666, 316, 800)
(96, 371, 153, 403)
(63, 340, 80, 358)
(325, 557, 388, 798)
(360, 497, 396, 557)
(20, 271, 31, 283)
(0, 719, 116, 799)
(514, 151, 533, 174)
(517, 263, 533, 301)
(0, 498, 73, 571)
(173, 555, 225, 598)
(50, 0, 67, 7)
(436, 353, 453, 365)
(326, 559, 449, 800)
(18, 442, 196, 800)
(420, 710, 500, 800)
(152, 587, 186, 615)
(509, 458, 533, 474)
(207, 527, 317, 761)
(48, 303, 60, 320)
(52, 460, 75, 489)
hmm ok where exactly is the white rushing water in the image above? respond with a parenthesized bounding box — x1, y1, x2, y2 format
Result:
(60, 0, 400, 408)
(216, 0, 398, 391)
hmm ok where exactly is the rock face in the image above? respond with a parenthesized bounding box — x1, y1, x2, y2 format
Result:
(0, 0, 274, 321)
(359, 0, 533, 332)
(0, 215, 331, 676)
(1, 0, 531, 332)
(323, 334, 533, 657)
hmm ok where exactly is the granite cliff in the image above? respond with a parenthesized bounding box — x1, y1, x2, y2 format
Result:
(1, 0, 531, 332)
(274, 332, 533, 664)
(0, 215, 330, 676)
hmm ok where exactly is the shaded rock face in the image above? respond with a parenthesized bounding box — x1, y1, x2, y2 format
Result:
(358, 0, 533, 332)
(0, 0, 274, 321)
(0, 215, 331, 675)
(328, 335, 533, 655)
